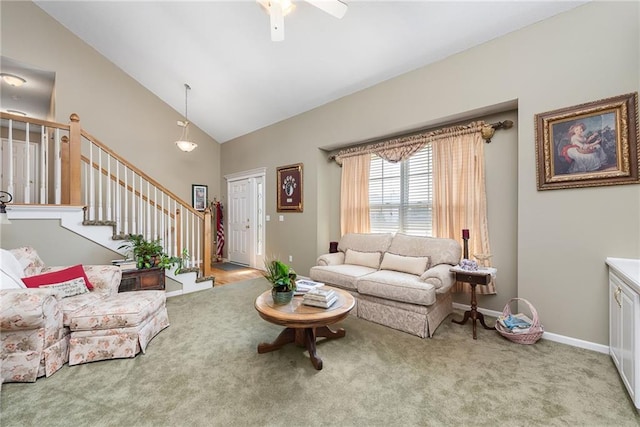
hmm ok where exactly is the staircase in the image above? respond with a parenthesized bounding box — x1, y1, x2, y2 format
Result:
(1, 112, 214, 296)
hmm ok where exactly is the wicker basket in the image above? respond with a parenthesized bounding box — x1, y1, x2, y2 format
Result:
(495, 298, 544, 345)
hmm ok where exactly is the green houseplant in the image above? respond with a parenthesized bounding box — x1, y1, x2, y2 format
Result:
(118, 234, 179, 270)
(263, 259, 297, 304)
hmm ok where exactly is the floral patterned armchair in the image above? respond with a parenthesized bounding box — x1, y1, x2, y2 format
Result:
(1, 247, 121, 383)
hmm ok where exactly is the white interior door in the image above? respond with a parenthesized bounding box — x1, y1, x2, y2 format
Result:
(225, 168, 267, 268)
(1, 139, 38, 203)
(228, 178, 251, 265)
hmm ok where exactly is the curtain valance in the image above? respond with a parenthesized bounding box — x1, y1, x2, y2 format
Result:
(332, 121, 486, 165)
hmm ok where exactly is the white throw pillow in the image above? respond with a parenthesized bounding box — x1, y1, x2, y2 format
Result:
(41, 277, 90, 299)
(0, 248, 26, 289)
(380, 252, 430, 276)
(344, 249, 382, 269)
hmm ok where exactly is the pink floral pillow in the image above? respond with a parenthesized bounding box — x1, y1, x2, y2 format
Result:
(9, 247, 46, 277)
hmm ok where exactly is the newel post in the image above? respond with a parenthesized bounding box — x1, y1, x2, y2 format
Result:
(68, 113, 82, 205)
(203, 206, 212, 277)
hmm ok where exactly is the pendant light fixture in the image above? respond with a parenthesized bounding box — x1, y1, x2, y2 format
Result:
(175, 83, 197, 152)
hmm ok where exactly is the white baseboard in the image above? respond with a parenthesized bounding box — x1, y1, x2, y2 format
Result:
(452, 302, 609, 355)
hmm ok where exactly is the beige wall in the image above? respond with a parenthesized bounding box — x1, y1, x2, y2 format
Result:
(221, 2, 639, 345)
(1, 219, 119, 266)
(1, 1, 221, 205)
(2, 2, 638, 345)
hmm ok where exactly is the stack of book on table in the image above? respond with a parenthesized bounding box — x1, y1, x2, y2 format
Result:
(302, 286, 338, 309)
(497, 313, 532, 334)
(111, 259, 137, 271)
(294, 279, 325, 296)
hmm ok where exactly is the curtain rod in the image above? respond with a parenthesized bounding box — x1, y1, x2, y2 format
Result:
(328, 119, 514, 161)
(481, 119, 514, 143)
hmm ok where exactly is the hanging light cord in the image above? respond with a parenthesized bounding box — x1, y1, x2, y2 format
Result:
(184, 83, 191, 123)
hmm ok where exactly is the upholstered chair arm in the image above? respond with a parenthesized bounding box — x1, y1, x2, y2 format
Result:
(316, 252, 345, 266)
(83, 265, 122, 295)
(419, 264, 456, 292)
(0, 289, 61, 331)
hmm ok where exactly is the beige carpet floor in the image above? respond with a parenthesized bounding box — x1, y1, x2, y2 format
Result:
(1, 277, 639, 426)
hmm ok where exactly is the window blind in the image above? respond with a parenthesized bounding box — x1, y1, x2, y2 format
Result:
(369, 145, 433, 236)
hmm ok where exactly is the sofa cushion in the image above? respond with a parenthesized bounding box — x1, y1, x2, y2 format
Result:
(22, 264, 94, 290)
(1, 249, 26, 289)
(41, 277, 90, 299)
(9, 247, 46, 277)
(59, 292, 111, 326)
(380, 252, 430, 276)
(70, 291, 166, 332)
(344, 249, 382, 269)
(338, 233, 393, 254)
(388, 233, 461, 266)
(309, 264, 378, 291)
(356, 270, 436, 306)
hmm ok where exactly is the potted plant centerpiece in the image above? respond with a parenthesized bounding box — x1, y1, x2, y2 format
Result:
(118, 234, 179, 270)
(264, 259, 297, 305)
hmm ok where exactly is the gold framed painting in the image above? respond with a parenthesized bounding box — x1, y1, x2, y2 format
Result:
(535, 92, 639, 190)
(277, 163, 303, 212)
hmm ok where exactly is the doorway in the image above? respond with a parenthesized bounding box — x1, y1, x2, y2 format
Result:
(1, 139, 39, 203)
(224, 168, 266, 269)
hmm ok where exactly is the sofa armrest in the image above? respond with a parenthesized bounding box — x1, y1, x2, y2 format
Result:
(419, 264, 455, 292)
(316, 252, 345, 266)
(83, 265, 122, 296)
(0, 289, 61, 331)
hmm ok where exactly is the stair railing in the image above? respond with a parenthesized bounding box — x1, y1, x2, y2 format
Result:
(0, 112, 212, 277)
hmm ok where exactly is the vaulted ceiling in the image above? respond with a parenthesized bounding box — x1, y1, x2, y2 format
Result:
(11, 1, 587, 143)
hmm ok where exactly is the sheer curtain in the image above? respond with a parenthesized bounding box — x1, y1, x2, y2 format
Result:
(432, 129, 495, 294)
(340, 153, 371, 235)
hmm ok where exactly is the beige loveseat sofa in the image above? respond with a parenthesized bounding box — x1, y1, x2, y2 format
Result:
(309, 233, 461, 338)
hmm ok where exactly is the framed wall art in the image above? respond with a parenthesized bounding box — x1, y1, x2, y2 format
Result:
(277, 163, 303, 212)
(192, 184, 208, 211)
(535, 92, 639, 190)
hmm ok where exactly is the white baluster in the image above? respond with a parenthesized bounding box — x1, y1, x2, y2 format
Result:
(54, 129, 61, 204)
(154, 187, 158, 240)
(7, 120, 14, 197)
(191, 213, 196, 269)
(124, 166, 129, 235)
(83, 162, 88, 207)
(106, 152, 112, 221)
(131, 171, 137, 235)
(97, 146, 103, 221)
(25, 122, 30, 203)
(146, 180, 151, 240)
(40, 126, 47, 203)
(138, 175, 143, 239)
(115, 160, 120, 231)
(89, 144, 94, 220)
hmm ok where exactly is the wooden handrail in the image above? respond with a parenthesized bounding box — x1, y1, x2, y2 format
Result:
(80, 127, 203, 218)
(81, 155, 178, 219)
(0, 112, 71, 131)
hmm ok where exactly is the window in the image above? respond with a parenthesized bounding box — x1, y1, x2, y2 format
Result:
(369, 145, 433, 236)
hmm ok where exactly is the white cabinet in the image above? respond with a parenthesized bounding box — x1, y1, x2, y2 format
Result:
(606, 258, 640, 412)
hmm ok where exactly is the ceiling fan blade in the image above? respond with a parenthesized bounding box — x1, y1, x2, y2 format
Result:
(305, 0, 348, 19)
(270, 1, 285, 41)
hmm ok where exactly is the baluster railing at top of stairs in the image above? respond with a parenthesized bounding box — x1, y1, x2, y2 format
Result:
(0, 112, 213, 278)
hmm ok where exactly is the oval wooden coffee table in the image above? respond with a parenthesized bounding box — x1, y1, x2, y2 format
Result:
(254, 287, 355, 370)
